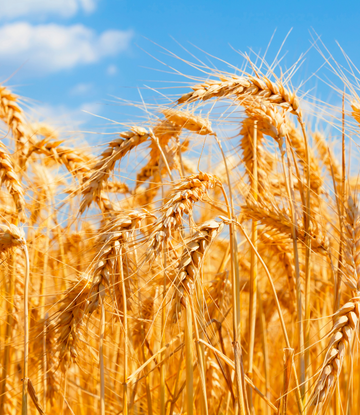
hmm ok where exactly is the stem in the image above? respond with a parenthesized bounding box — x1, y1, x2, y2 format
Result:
(185, 298, 194, 415)
(190, 298, 209, 415)
(168, 348, 184, 415)
(282, 137, 304, 400)
(298, 118, 312, 403)
(277, 348, 294, 415)
(100, 296, 105, 415)
(119, 248, 128, 415)
(258, 286, 270, 415)
(248, 121, 258, 414)
(22, 243, 30, 415)
(160, 242, 167, 415)
(43, 315, 48, 411)
(0, 249, 16, 414)
(150, 131, 174, 181)
(213, 134, 246, 413)
(235, 221, 303, 413)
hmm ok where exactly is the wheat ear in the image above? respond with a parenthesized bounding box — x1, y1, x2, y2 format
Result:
(162, 108, 214, 135)
(80, 126, 150, 213)
(0, 144, 25, 214)
(242, 198, 329, 254)
(310, 196, 360, 407)
(288, 122, 323, 194)
(147, 172, 221, 258)
(88, 211, 145, 316)
(56, 275, 92, 371)
(178, 74, 300, 113)
(313, 132, 342, 186)
(172, 219, 223, 322)
(0, 85, 29, 167)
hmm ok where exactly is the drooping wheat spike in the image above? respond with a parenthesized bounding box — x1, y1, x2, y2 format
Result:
(342, 196, 360, 291)
(29, 138, 94, 179)
(147, 172, 221, 259)
(88, 211, 146, 316)
(0, 85, 29, 168)
(177, 74, 300, 113)
(0, 370, 19, 414)
(205, 271, 231, 320)
(12, 248, 25, 327)
(0, 144, 25, 214)
(351, 100, 360, 125)
(205, 355, 224, 413)
(309, 300, 359, 407)
(240, 118, 273, 198)
(243, 98, 288, 143)
(56, 274, 92, 371)
(162, 108, 214, 135)
(172, 219, 223, 322)
(258, 230, 297, 310)
(105, 180, 130, 194)
(287, 121, 323, 194)
(132, 295, 155, 348)
(313, 132, 342, 186)
(80, 126, 150, 213)
(0, 224, 25, 251)
(242, 198, 329, 254)
(135, 119, 182, 202)
(32, 318, 60, 406)
(310, 195, 360, 407)
(28, 122, 58, 140)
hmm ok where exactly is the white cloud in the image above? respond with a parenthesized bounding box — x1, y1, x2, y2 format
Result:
(80, 101, 102, 115)
(0, 0, 98, 20)
(0, 22, 133, 76)
(107, 64, 117, 76)
(70, 83, 93, 95)
(28, 101, 103, 128)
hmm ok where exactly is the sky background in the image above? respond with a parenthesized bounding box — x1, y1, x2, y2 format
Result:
(1, 0, 360, 139)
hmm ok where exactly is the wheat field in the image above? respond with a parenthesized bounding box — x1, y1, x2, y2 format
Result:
(0, 46, 360, 415)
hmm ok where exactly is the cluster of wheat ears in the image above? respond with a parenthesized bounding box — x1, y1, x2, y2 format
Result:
(1, 49, 360, 415)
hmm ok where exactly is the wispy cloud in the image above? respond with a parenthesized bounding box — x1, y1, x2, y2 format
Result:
(107, 64, 117, 76)
(0, 0, 98, 20)
(0, 23, 133, 76)
(70, 82, 94, 96)
(27, 100, 104, 127)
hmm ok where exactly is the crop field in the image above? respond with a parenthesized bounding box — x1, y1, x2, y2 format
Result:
(0, 45, 360, 415)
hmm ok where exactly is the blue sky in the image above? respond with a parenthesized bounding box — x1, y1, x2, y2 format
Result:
(1, 0, 360, 135)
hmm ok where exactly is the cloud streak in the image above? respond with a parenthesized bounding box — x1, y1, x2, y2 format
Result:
(0, 0, 98, 19)
(0, 22, 133, 76)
